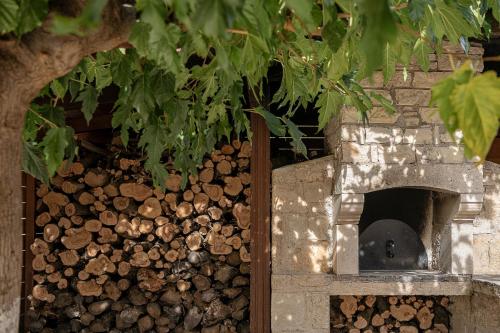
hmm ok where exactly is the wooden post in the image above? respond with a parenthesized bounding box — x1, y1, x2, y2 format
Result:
(250, 111, 271, 333)
(22, 174, 35, 332)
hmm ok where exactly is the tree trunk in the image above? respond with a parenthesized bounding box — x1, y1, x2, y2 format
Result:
(0, 126, 23, 332)
(0, 1, 134, 330)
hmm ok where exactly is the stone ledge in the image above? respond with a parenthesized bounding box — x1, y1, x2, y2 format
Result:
(472, 275, 500, 298)
(272, 273, 472, 295)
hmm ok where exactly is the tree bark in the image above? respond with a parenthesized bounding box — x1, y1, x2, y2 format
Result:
(0, 1, 134, 331)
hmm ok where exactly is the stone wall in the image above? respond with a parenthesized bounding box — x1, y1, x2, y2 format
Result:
(474, 162, 500, 274)
(270, 43, 500, 333)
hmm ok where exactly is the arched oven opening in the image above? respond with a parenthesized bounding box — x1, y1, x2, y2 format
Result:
(359, 188, 459, 272)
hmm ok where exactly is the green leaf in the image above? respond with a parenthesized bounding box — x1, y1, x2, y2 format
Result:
(413, 37, 432, 71)
(382, 43, 396, 83)
(22, 141, 50, 184)
(41, 127, 70, 176)
(129, 22, 152, 55)
(254, 107, 286, 136)
(316, 90, 343, 130)
(139, 117, 168, 187)
(450, 71, 500, 160)
(0, 0, 18, 34)
(207, 104, 226, 125)
(95, 66, 112, 90)
(37, 105, 66, 127)
(285, 118, 307, 157)
(430, 62, 474, 133)
(285, 0, 314, 27)
(358, 0, 398, 75)
(428, 0, 479, 44)
(370, 92, 396, 115)
(488, 0, 500, 21)
(76, 85, 98, 124)
(51, 0, 107, 35)
(193, 0, 226, 37)
(16, 0, 48, 35)
(50, 79, 68, 99)
(322, 19, 346, 53)
(408, 0, 431, 21)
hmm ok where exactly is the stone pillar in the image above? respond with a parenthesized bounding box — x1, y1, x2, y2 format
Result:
(449, 193, 484, 274)
(333, 193, 364, 275)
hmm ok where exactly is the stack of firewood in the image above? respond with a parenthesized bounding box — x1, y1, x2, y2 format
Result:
(330, 295, 451, 333)
(27, 138, 252, 333)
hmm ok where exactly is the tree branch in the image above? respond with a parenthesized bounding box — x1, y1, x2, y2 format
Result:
(0, 0, 135, 129)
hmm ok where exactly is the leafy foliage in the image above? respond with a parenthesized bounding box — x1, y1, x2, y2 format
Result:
(431, 62, 500, 161)
(3, 0, 498, 184)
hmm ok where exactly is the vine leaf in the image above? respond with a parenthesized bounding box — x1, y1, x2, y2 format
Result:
(77, 85, 98, 124)
(431, 62, 500, 161)
(254, 107, 286, 137)
(358, 0, 398, 75)
(41, 127, 70, 176)
(0, 0, 18, 34)
(16, 0, 48, 35)
(450, 71, 500, 160)
(285, 118, 307, 157)
(22, 141, 50, 184)
(316, 90, 343, 131)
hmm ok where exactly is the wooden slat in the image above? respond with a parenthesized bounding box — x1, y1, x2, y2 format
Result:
(21, 174, 36, 332)
(250, 112, 271, 333)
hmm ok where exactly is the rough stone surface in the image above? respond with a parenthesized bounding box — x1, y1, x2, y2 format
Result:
(271, 45, 497, 333)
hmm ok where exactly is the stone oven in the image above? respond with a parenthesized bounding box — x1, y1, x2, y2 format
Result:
(271, 44, 500, 333)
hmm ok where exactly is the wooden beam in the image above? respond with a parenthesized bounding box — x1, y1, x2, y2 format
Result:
(250, 111, 272, 333)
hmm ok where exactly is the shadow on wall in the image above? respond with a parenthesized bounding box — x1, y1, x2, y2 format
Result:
(272, 155, 484, 276)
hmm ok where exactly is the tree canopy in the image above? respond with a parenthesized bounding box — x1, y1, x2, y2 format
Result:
(3, 0, 500, 186)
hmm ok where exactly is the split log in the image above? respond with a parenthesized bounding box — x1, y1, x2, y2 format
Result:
(119, 183, 153, 201)
(138, 197, 162, 218)
(84, 170, 109, 188)
(390, 304, 417, 321)
(233, 203, 250, 229)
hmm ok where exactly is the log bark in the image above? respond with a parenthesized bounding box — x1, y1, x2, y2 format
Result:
(0, 2, 134, 328)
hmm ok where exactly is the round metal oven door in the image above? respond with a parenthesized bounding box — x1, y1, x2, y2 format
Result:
(359, 219, 428, 271)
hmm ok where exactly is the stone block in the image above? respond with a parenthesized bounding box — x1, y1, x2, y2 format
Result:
(472, 234, 494, 274)
(272, 183, 307, 214)
(361, 71, 412, 88)
(342, 142, 372, 164)
(402, 128, 433, 145)
(443, 43, 483, 55)
(341, 125, 363, 143)
(412, 72, 449, 88)
(342, 106, 399, 124)
(419, 107, 442, 124)
(303, 181, 331, 203)
(307, 215, 332, 241)
(333, 224, 359, 275)
(364, 127, 396, 144)
(416, 146, 464, 164)
(437, 54, 483, 72)
(366, 89, 392, 105)
(395, 89, 431, 106)
(293, 240, 330, 274)
(377, 144, 416, 164)
(271, 292, 307, 331)
(450, 221, 473, 274)
(306, 293, 330, 329)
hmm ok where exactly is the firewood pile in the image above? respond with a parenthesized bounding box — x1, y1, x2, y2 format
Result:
(330, 295, 451, 333)
(26, 138, 252, 333)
